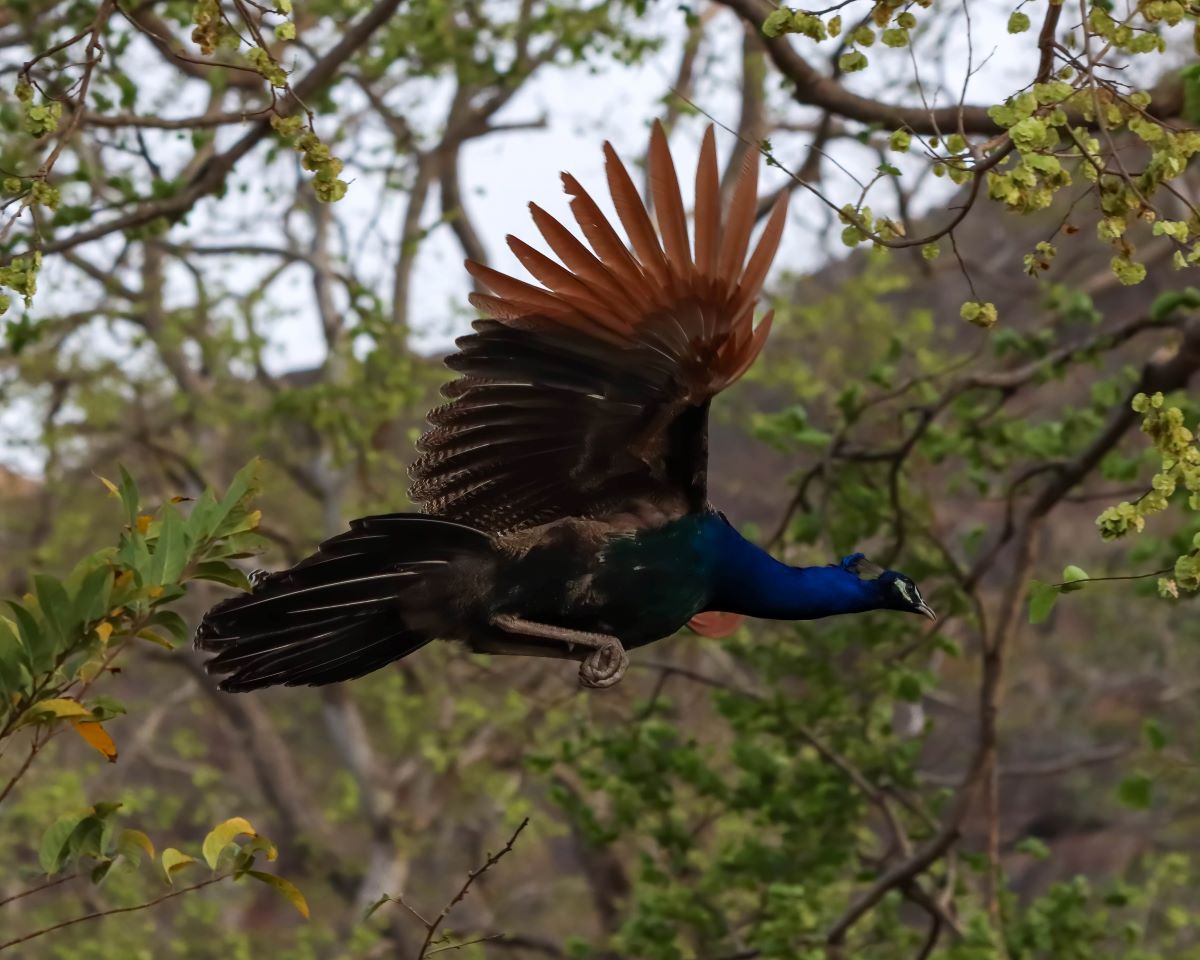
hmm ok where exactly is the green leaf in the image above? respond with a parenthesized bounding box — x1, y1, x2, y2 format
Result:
(1060, 564, 1090, 592)
(1015, 836, 1049, 859)
(185, 489, 220, 543)
(33, 574, 74, 650)
(1149, 287, 1200, 322)
(1117, 772, 1153, 809)
(1007, 11, 1031, 33)
(7, 600, 49, 672)
(40, 813, 86, 874)
(247, 871, 309, 919)
(894, 672, 923, 703)
(88, 694, 126, 721)
(91, 859, 117, 886)
(761, 8, 791, 38)
(72, 564, 113, 626)
(149, 506, 189, 586)
(363, 894, 394, 920)
(0, 617, 28, 703)
(960, 300, 999, 328)
(208, 460, 262, 541)
(64, 815, 107, 863)
(116, 465, 140, 527)
(190, 561, 251, 591)
(204, 531, 269, 561)
(838, 50, 868, 73)
(1182, 63, 1200, 127)
(145, 610, 189, 646)
(203, 817, 257, 870)
(1143, 718, 1167, 751)
(1028, 580, 1061, 624)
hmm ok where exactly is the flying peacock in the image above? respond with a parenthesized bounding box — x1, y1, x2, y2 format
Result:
(195, 123, 935, 693)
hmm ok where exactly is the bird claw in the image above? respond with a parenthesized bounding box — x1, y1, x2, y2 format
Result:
(578, 639, 628, 689)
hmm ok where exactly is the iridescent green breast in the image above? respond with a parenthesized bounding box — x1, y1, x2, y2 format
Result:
(591, 516, 717, 644)
(497, 515, 719, 646)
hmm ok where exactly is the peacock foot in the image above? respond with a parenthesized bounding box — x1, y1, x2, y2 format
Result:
(578, 639, 628, 689)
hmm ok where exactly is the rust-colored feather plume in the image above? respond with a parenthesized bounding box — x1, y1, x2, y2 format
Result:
(412, 123, 789, 531)
(465, 120, 788, 397)
(647, 123, 692, 287)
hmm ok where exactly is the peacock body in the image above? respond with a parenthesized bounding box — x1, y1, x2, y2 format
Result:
(196, 123, 934, 692)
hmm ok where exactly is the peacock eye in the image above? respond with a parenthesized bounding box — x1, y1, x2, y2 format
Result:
(894, 581, 912, 603)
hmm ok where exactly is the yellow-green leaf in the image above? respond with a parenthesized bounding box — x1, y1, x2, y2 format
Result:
(118, 829, 156, 863)
(135, 629, 174, 649)
(22, 698, 93, 726)
(96, 474, 120, 498)
(242, 835, 278, 862)
(1061, 564, 1090, 593)
(247, 871, 309, 919)
(203, 817, 257, 870)
(161, 848, 196, 884)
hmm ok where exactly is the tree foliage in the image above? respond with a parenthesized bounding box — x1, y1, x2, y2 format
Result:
(0, 463, 306, 954)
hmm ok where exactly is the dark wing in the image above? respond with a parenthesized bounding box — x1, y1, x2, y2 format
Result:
(409, 122, 788, 533)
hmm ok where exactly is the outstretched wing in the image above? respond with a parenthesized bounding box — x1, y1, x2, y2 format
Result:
(409, 123, 787, 533)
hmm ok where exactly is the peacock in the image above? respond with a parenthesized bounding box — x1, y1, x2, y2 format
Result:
(195, 123, 935, 693)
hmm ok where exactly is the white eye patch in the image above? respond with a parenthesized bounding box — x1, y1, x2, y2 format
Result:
(895, 581, 913, 603)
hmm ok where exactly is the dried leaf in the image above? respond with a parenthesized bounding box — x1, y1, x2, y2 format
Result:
(71, 720, 117, 762)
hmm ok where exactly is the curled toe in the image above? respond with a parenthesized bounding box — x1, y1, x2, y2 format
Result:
(579, 640, 628, 689)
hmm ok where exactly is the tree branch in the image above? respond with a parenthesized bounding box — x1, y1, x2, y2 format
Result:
(2, 0, 406, 268)
(713, 0, 1183, 134)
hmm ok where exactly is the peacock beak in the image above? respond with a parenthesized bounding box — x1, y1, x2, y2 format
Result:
(916, 600, 937, 621)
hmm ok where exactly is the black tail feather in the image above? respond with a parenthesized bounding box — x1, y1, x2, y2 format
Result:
(195, 514, 492, 691)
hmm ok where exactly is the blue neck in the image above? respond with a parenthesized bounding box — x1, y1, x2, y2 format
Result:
(699, 516, 888, 621)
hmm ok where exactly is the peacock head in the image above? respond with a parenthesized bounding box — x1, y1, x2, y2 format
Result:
(838, 553, 936, 621)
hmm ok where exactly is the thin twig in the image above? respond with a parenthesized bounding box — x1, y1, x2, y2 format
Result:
(0, 875, 228, 952)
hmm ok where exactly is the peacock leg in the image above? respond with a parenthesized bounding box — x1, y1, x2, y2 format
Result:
(489, 615, 629, 688)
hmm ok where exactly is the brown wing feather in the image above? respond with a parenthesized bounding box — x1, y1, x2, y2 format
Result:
(647, 123, 692, 286)
(561, 173, 658, 312)
(603, 142, 670, 293)
(728, 192, 789, 323)
(693, 126, 721, 285)
(717, 153, 758, 283)
(527, 202, 646, 319)
(410, 122, 788, 533)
